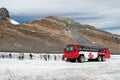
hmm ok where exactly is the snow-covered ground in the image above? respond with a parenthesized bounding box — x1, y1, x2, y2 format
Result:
(0, 54, 120, 80)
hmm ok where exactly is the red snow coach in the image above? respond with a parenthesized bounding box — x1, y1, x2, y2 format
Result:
(64, 45, 110, 63)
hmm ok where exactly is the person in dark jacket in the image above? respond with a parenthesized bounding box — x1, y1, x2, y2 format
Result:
(44, 54, 47, 61)
(21, 53, 24, 59)
(54, 55, 57, 61)
(62, 55, 65, 61)
(29, 53, 33, 59)
(9, 53, 12, 58)
(48, 54, 50, 60)
(2, 54, 4, 58)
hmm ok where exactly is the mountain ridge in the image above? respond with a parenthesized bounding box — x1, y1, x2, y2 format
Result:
(0, 8, 120, 54)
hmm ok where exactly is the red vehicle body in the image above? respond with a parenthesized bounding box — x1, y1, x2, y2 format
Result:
(64, 45, 110, 62)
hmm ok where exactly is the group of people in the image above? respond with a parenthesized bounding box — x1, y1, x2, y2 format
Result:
(0, 53, 12, 58)
(0, 53, 65, 61)
(42, 54, 57, 61)
(18, 53, 34, 60)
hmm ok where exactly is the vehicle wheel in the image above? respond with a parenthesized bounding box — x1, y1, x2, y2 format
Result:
(70, 59, 76, 62)
(78, 55, 85, 63)
(88, 59, 93, 61)
(66, 58, 70, 62)
(101, 56, 106, 61)
(97, 56, 102, 62)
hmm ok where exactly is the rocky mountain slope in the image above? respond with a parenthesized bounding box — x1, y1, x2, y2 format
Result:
(0, 19, 75, 52)
(78, 24, 120, 53)
(0, 8, 120, 53)
(0, 8, 76, 52)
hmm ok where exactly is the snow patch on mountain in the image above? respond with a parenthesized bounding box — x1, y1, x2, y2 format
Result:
(10, 19, 19, 25)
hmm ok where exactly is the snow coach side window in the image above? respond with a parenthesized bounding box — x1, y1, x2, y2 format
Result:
(90, 48, 93, 52)
(79, 48, 83, 51)
(86, 48, 90, 51)
(103, 49, 106, 52)
(83, 48, 89, 51)
(99, 49, 106, 52)
(99, 49, 103, 52)
(92, 48, 97, 52)
(82, 48, 86, 51)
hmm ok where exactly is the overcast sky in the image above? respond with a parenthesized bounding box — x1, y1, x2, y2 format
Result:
(0, 0, 120, 34)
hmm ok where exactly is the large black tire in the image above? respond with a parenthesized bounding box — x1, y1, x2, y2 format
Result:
(70, 59, 76, 62)
(77, 55, 85, 63)
(97, 56, 102, 62)
(101, 56, 106, 61)
(88, 59, 96, 61)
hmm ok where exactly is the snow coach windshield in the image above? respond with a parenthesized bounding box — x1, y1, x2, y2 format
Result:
(66, 46, 73, 52)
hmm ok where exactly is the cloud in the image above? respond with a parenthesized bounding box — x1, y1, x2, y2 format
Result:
(106, 29, 120, 35)
(0, 0, 120, 34)
(99, 26, 120, 30)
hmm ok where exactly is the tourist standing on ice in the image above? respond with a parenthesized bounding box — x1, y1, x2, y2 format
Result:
(18, 53, 24, 60)
(9, 53, 12, 58)
(2, 54, 4, 58)
(44, 54, 47, 61)
(62, 55, 65, 61)
(48, 54, 50, 60)
(29, 53, 33, 59)
(54, 55, 57, 61)
(18, 53, 21, 59)
(21, 53, 24, 59)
